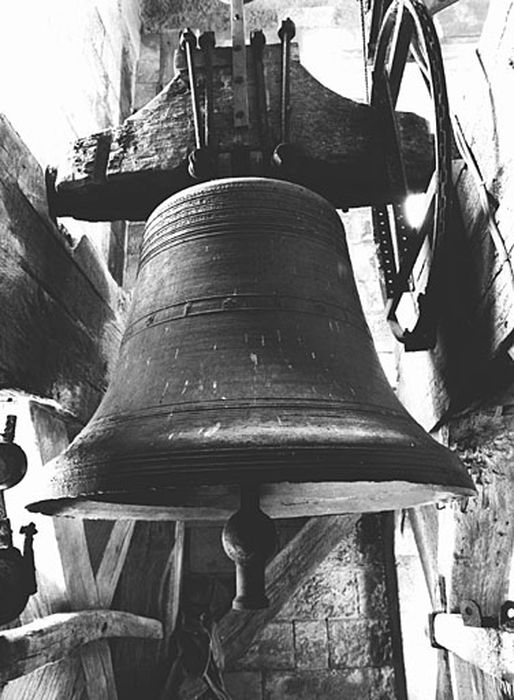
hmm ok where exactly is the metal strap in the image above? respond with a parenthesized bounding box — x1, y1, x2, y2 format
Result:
(231, 0, 249, 133)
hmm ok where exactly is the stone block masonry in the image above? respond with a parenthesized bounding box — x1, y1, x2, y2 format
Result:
(187, 515, 400, 699)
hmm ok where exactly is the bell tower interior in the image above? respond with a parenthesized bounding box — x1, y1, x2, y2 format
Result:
(0, 1, 512, 699)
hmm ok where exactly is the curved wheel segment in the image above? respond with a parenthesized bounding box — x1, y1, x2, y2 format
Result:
(371, 0, 453, 350)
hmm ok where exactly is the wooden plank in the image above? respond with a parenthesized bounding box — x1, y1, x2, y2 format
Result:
(449, 0, 514, 371)
(80, 644, 119, 700)
(2, 657, 82, 700)
(169, 521, 185, 636)
(44, 415, 122, 700)
(382, 512, 408, 699)
(53, 518, 119, 700)
(0, 115, 51, 221)
(453, 162, 514, 364)
(53, 45, 433, 220)
(158, 521, 186, 700)
(110, 522, 178, 700)
(0, 117, 125, 424)
(1, 387, 134, 700)
(0, 611, 162, 685)
(96, 522, 136, 607)
(407, 505, 457, 699)
(179, 514, 359, 699)
(53, 520, 100, 609)
(442, 410, 514, 699)
(408, 506, 439, 608)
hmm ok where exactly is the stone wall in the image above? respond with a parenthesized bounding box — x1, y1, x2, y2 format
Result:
(186, 516, 402, 699)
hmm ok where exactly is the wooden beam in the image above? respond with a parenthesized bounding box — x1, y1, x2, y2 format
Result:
(432, 613, 514, 683)
(179, 514, 359, 699)
(1, 400, 136, 700)
(453, 160, 514, 370)
(0, 611, 162, 686)
(441, 409, 514, 698)
(407, 505, 457, 699)
(53, 45, 433, 221)
(96, 522, 136, 607)
(109, 522, 178, 700)
(0, 116, 125, 424)
(158, 521, 186, 700)
(408, 506, 439, 609)
(53, 520, 100, 610)
(169, 521, 185, 638)
(53, 515, 137, 700)
(447, 0, 514, 387)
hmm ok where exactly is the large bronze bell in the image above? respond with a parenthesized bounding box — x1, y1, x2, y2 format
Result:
(29, 177, 474, 518)
(28, 178, 474, 607)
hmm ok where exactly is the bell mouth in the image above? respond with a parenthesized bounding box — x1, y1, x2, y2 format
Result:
(28, 478, 474, 521)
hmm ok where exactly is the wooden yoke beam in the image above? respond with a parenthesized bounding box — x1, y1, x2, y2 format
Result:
(52, 45, 433, 222)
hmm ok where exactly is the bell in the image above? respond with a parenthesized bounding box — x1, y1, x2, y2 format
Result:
(28, 178, 474, 609)
(28, 177, 474, 521)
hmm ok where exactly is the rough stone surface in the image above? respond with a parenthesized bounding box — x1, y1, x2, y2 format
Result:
(218, 514, 400, 697)
(356, 567, 390, 619)
(224, 671, 263, 700)
(294, 621, 329, 670)
(263, 668, 396, 700)
(278, 566, 359, 620)
(328, 620, 393, 669)
(235, 622, 295, 671)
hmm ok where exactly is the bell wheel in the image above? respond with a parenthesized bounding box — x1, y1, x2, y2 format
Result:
(370, 0, 453, 350)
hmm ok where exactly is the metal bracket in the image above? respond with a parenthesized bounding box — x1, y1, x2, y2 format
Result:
(458, 598, 514, 632)
(231, 0, 250, 133)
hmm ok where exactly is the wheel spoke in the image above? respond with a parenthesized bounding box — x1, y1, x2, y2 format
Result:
(387, 5, 415, 105)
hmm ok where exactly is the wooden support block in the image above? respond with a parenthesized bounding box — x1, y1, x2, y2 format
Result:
(53, 44, 433, 221)
(0, 611, 162, 686)
(432, 613, 514, 683)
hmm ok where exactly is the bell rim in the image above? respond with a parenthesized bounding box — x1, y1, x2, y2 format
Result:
(26, 439, 475, 518)
(27, 479, 475, 521)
